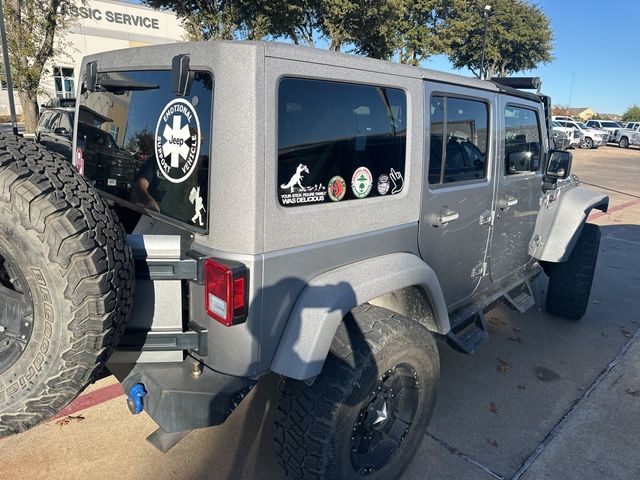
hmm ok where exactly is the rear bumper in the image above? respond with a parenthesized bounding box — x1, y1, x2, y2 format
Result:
(110, 359, 255, 433)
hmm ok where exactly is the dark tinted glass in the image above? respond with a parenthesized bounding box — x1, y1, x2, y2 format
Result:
(278, 78, 406, 206)
(38, 111, 53, 129)
(78, 70, 213, 230)
(59, 113, 72, 132)
(504, 106, 541, 175)
(429, 96, 488, 184)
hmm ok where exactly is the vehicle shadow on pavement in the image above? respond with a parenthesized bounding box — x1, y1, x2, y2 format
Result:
(164, 223, 640, 480)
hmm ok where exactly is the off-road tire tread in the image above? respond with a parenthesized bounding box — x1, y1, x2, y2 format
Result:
(273, 304, 437, 479)
(0, 134, 133, 436)
(545, 223, 600, 320)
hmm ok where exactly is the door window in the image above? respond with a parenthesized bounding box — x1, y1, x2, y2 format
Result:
(428, 96, 489, 185)
(48, 112, 61, 130)
(58, 113, 72, 133)
(504, 106, 541, 175)
(38, 111, 54, 129)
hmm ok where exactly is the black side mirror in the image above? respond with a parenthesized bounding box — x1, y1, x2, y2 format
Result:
(545, 149, 572, 179)
(54, 127, 70, 137)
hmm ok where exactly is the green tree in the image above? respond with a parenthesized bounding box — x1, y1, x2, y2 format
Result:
(144, 0, 456, 62)
(447, 0, 553, 78)
(3, 0, 78, 132)
(396, 0, 456, 65)
(622, 104, 640, 122)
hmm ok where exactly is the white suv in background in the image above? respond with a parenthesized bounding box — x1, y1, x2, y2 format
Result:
(551, 120, 580, 149)
(585, 120, 622, 141)
(556, 120, 608, 149)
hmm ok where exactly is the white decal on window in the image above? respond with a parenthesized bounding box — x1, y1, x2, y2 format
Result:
(189, 186, 206, 226)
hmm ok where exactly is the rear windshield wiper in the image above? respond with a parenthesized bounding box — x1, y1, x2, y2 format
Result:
(98, 78, 160, 92)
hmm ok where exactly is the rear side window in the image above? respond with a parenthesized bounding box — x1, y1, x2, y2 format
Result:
(428, 96, 489, 185)
(504, 106, 541, 175)
(59, 113, 72, 133)
(78, 70, 213, 231)
(39, 111, 54, 129)
(277, 78, 406, 206)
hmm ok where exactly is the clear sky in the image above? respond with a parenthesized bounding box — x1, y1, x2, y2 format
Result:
(424, 1, 640, 115)
(129, 0, 639, 115)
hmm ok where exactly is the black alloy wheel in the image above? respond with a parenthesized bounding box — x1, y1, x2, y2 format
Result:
(0, 251, 33, 375)
(350, 363, 420, 475)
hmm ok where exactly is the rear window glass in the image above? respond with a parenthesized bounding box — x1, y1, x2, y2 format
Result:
(278, 78, 407, 206)
(78, 70, 213, 231)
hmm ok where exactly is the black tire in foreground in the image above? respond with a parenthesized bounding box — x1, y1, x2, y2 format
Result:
(274, 305, 439, 480)
(0, 134, 134, 436)
(619, 137, 629, 149)
(544, 223, 601, 320)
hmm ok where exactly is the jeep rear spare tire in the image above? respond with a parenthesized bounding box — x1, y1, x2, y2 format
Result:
(0, 134, 134, 436)
(274, 305, 439, 480)
(544, 223, 600, 320)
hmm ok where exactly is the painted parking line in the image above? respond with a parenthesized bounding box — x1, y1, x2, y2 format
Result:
(0, 382, 124, 441)
(589, 197, 640, 220)
(50, 382, 125, 421)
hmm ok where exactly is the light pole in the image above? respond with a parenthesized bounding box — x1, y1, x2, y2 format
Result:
(479, 5, 492, 80)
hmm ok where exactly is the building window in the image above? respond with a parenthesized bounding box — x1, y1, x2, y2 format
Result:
(53, 67, 75, 98)
(109, 124, 119, 142)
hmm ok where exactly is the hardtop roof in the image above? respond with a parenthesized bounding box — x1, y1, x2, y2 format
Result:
(84, 40, 543, 103)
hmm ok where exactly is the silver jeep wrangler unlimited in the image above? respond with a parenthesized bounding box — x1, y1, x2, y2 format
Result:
(0, 42, 608, 479)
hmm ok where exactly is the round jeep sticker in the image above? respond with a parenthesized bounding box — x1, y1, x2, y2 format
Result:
(351, 166, 373, 199)
(154, 98, 201, 184)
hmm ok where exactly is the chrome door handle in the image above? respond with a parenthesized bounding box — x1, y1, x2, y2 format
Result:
(498, 196, 518, 209)
(432, 211, 460, 227)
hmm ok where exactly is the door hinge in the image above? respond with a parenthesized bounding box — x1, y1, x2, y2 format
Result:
(471, 262, 488, 278)
(479, 210, 494, 226)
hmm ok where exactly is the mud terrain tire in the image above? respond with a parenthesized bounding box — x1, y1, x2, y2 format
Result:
(544, 223, 600, 320)
(274, 305, 439, 480)
(0, 134, 134, 436)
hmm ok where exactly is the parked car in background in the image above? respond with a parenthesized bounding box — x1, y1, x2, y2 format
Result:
(76, 122, 137, 197)
(551, 120, 580, 149)
(622, 122, 640, 130)
(40, 97, 77, 109)
(612, 123, 640, 148)
(35, 105, 75, 159)
(556, 120, 607, 149)
(552, 115, 574, 122)
(585, 120, 621, 141)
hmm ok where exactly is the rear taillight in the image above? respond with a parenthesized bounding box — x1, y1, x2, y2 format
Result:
(74, 147, 84, 175)
(205, 259, 248, 327)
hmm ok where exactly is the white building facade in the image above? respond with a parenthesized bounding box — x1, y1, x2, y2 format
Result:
(1, 0, 185, 119)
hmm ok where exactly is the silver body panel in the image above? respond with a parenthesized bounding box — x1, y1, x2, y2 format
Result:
(79, 41, 608, 380)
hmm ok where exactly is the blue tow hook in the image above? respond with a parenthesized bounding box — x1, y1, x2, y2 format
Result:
(127, 383, 146, 415)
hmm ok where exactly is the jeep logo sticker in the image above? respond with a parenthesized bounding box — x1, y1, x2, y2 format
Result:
(154, 98, 201, 183)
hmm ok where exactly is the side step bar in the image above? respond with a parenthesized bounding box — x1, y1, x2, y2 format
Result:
(446, 310, 489, 354)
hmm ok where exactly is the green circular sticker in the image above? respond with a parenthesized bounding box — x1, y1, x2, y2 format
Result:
(327, 176, 346, 202)
(351, 167, 372, 199)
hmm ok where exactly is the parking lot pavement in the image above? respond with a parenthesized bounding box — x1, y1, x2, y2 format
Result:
(0, 123, 25, 134)
(1, 147, 639, 480)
